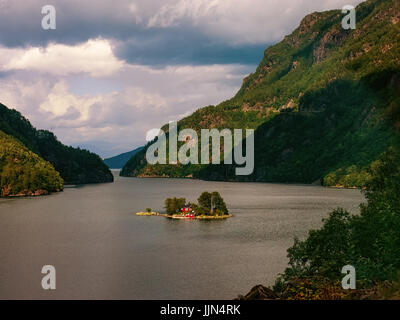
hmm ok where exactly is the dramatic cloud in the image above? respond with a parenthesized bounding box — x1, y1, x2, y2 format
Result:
(0, 0, 365, 65)
(147, 0, 365, 44)
(2, 39, 124, 77)
(0, 60, 251, 157)
(0, 0, 367, 156)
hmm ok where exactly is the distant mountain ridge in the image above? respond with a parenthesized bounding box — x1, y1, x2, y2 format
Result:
(0, 103, 114, 185)
(121, 0, 400, 188)
(103, 147, 144, 169)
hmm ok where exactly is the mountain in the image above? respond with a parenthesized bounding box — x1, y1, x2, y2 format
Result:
(121, 0, 400, 187)
(0, 103, 114, 185)
(103, 147, 144, 169)
(0, 130, 63, 197)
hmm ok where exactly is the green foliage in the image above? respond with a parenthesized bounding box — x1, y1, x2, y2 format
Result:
(281, 146, 400, 284)
(0, 130, 63, 197)
(197, 78, 397, 184)
(323, 165, 372, 188)
(146, 208, 152, 213)
(284, 208, 354, 280)
(164, 197, 186, 214)
(196, 191, 228, 215)
(0, 103, 113, 185)
(192, 204, 209, 216)
(122, 0, 400, 188)
(198, 192, 212, 210)
(211, 191, 228, 215)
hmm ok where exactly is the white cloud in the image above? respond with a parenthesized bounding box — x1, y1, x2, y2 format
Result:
(147, 0, 366, 44)
(0, 61, 250, 157)
(1, 39, 124, 77)
(39, 81, 103, 120)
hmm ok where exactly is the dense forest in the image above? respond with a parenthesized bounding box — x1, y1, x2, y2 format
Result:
(122, 0, 400, 188)
(0, 130, 63, 197)
(0, 103, 113, 185)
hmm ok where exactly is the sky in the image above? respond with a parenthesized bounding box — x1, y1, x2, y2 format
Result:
(0, 0, 365, 158)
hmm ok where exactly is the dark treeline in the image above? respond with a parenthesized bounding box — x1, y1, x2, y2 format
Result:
(0, 103, 113, 185)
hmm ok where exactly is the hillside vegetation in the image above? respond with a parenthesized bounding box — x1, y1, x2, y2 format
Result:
(0, 130, 63, 197)
(238, 143, 400, 300)
(0, 103, 113, 185)
(122, 0, 400, 187)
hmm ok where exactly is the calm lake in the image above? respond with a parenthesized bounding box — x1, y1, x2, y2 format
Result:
(0, 171, 364, 299)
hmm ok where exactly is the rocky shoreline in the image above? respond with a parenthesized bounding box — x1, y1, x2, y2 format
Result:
(236, 278, 399, 300)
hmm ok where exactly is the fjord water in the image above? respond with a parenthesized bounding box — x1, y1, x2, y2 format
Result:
(0, 171, 364, 299)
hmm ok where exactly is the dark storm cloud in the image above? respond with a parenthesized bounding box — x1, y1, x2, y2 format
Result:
(0, 0, 137, 47)
(114, 28, 267, 66)
(0, 0, 265, 66)
(0, 0, 365, 67)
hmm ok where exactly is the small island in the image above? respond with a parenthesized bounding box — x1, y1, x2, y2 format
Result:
(136, 209, 161, 216)
(136, 191, 232, 220)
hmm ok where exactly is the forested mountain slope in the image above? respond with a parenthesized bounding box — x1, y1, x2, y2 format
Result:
(0, 130, 63, 197)
(0, 103, 113, 185)
(122, 0, 400, 187)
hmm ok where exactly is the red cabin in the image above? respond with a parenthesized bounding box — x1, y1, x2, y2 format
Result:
(181, 204, 195, 217)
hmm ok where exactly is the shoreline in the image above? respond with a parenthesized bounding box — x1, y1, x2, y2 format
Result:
(0, 188, 63, 198)
(122, 175, 362, 190)
(136, 212, 232, 220)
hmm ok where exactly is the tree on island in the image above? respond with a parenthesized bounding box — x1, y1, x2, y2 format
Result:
(197, 191, 228, 215)
(164, 197, 186, 214)
(211, 191, 228, 215)
(198, 192, 212, 211)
